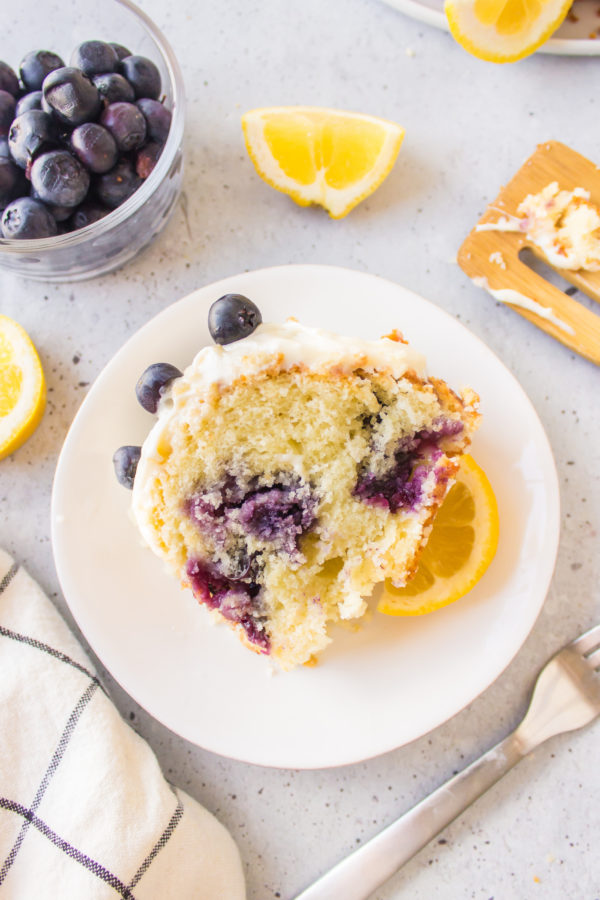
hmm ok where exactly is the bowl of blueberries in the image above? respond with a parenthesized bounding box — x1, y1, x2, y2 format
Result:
(0, 0, 185, 281)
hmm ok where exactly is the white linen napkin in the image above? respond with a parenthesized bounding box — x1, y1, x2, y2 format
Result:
(0, 549, 246, 899)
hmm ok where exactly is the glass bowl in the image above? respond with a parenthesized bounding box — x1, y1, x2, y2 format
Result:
(0, 0, 185, 281)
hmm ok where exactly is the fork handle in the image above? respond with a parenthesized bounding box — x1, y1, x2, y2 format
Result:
(293, 731, 525, 900)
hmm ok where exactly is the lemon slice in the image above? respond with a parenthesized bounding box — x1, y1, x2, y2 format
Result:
(0, 315, 46, 460)
(444, 0, 572, 62)
(241, 106, 405, 218)
(378, 455, 499, 616)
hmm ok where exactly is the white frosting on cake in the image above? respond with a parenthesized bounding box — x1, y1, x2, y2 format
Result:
(168, 320, 426, 394)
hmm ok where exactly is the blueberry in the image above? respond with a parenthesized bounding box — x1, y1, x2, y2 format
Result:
(135, 362, 183, 413)
(42, 67, 101, 127)
(0, 157, 27, 208)
(100, 102, 146, 152)
(136, 98, 171, 144)
(30, 188, 72, 222)
(71, 122, 118, 174)
(0, 91, 16, 137)
(45, 203, 73, 224)
(110, 43, 133, 62)
(30, 150, 90, 208)
(113, 445, 142, 489)
(70, 202, 109, 230)
(92, 72, 135, 105)
(208, 295, 263, 345)
(118, 55, 161, 100)
(19, 50, 65, 91)
(15, 91, 43, 116)
(135, 141, 162, 179)
(70, 40, 119, 77)
(0, 62, 19, 98)
(185, 559, 269, 652)
(1, 196, 57, 238)
(0, 136, 10, 160)
(94, 156, 141, 208)
(8, 110, 56, 169)
(239, 484, 317, 552)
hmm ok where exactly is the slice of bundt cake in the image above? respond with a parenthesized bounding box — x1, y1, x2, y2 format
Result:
(117, 294, 479, 671)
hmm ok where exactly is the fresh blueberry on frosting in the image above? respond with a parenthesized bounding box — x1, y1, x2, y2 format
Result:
(135, 362, 182, 414)
(208, 294, 262, 345)
(113, 445, 141, 489)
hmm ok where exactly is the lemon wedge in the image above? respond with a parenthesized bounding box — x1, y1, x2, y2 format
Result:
(444, 0, 572, 62)
(378, 455, 499, 616)
(241, 106, 405, 218)
(0, 315, 46, 460)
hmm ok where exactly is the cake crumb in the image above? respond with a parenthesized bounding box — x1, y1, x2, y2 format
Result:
(480, 182, 600, 271)
(406, 47, 416, 57)
(384, 328, 408, 344)
(489, 251, 506, 269)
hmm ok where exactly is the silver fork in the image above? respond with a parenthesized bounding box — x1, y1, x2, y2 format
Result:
(294, 624, 600, 900)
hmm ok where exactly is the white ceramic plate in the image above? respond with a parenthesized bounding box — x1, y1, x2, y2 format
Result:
(383, 0, 600, 55)
(51, 265, 559, 769)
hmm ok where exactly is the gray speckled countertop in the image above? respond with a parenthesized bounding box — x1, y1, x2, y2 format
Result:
(1, 1, 599, 897)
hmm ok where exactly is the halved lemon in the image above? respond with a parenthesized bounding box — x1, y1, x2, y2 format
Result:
(241, 106, 405, 218)
(0, 315, 46, 460)
(444, 0, 573, 63)
(378, 455, 499, 616)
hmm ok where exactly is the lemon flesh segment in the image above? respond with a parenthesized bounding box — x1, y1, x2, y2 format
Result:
(444, 0, 573, 62)
(263, 116, 317, 187)
(0, 316, 46, 460)
(378, 455, 499, 616)
(242, 106, 405, 218)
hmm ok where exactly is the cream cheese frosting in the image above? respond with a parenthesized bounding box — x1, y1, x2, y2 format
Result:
(472, 276, 575, 335)
(164, 319, 427, 394)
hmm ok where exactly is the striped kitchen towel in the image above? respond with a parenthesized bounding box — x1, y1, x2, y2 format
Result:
(0, 549, 246, 899)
